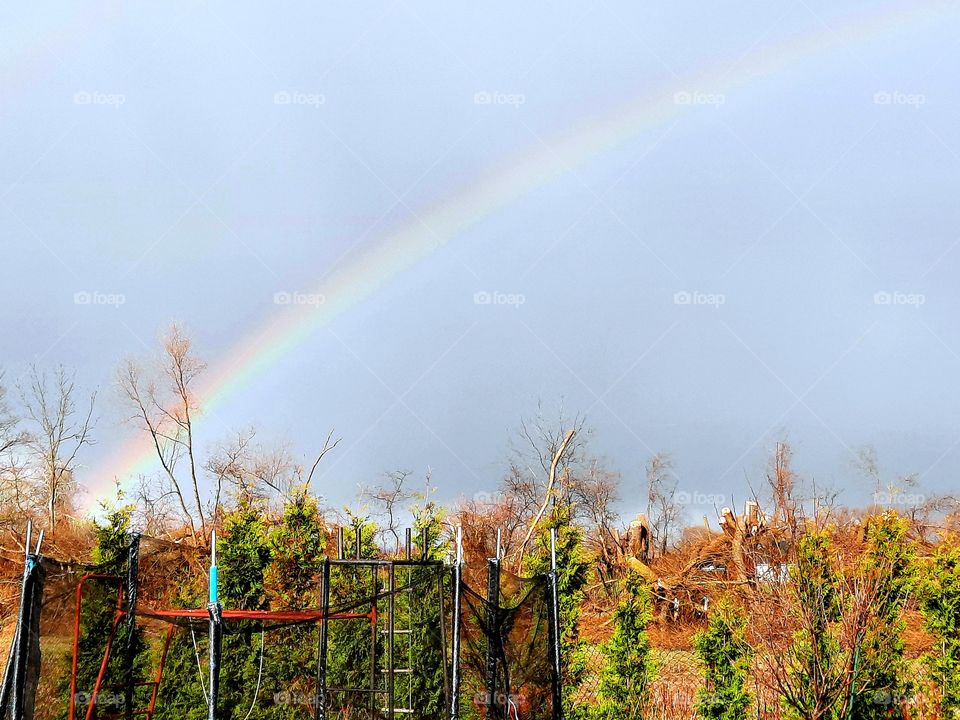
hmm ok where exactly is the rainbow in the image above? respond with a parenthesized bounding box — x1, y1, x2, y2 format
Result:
(82, 1, 955, 509)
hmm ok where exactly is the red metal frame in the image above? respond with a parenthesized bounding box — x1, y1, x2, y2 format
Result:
(141, 608, 375, 622)
(69, 574, 123, 720)
(70, 575, 379, 720)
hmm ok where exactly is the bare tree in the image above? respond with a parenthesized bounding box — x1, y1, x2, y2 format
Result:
(205, 428, 341, 514)
(118, 325, 207, 543)
(494, 402, 598, 572)
(361, 470, 412, 554)
(854, 445, 883, 499)
(767, 441, 801, 540)
(574, 459, 621, 541)
(515, 401, 589, 506)
(0, 376, 32, 528)
(0, 375, 27, 455)
(303, 429, 341, 491)
(503, 403, 588, 508)
(517, 427, 577, 574)
(646, 452, 681, 558)
(19, 365, 96, 534)
(205, 428, 259, 512)
(854, 444, 919, 513)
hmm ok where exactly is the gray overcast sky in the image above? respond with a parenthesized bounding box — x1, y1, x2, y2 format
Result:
(3, 1, 960, 520)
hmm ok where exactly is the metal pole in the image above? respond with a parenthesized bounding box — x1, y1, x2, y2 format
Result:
(207, 530, 221, 720)
(315, 557, 331, 720)
(550, 528, 557, 572)
(6, 522, 37, 720)
(448, 528, 463, 720)
(547, 529, 563, 720)
(387, 564, 395, 720)
(0, 522, 32, 714)
(370, 564, 378, 720)
(484, 556, 501, 720)
(0, 624, 14, 713)
(207, 605, 222, 720)
(124, 534, 141, 720)
(846, 637, 861, 720)
(405, 529, 412, 561)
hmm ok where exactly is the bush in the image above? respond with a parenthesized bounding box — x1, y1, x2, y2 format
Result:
(528, 504, 591, 719)
(694, 597, 751, 720)
(851, 512, 915, 719)
(593, 572, 655, 720)
(919, 539, 960, 716)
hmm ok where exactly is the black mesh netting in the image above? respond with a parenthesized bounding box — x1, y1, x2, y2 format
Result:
(1, 536, 206, 720)
(457, 567, 556, 720)
(3, 538, 562, 720)
(2, 539, 467, 720)
(1, 557, 45, 720)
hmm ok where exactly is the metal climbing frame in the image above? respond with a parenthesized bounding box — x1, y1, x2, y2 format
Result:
(67, 571, 175, 720)
(315, 527, 452, 720)
(6, 524, 564, 720)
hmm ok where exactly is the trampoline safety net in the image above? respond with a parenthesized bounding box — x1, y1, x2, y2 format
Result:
(1, 536, 561, 720)
(457, 561, 557, 720)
